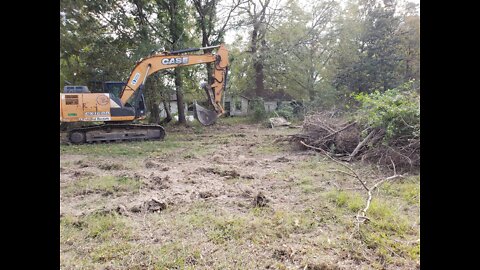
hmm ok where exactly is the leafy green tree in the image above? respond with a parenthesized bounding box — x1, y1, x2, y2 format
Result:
(265, 0, 339, 102)
(331, 0, 419, 99)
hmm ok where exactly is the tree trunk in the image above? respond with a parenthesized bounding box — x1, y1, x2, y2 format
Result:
(149, 102, 161, 124)
(174, 68, 186, 124)
(251, 23, 265, 97)
(163, 99, 172, 120)
(159, 99, 172, 125)
(254, 60, 265, 97)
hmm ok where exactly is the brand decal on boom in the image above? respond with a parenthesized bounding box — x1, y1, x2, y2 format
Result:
(131, 72, 141, 85)
(162, 57, 189, 65)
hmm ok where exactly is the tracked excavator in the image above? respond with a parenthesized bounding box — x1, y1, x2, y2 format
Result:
(60, 44, 229, 144)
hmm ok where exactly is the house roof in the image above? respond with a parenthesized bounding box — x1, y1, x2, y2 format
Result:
(243, 89, 294, 101)
(224, 94, 251, 101)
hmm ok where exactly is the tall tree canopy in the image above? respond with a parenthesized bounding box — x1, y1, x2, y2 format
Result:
(60, 0, 420, 119)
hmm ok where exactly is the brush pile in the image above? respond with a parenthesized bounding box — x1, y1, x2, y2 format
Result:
(282, 111, 420, 172)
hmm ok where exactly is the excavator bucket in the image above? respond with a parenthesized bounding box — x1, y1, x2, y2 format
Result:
(194, 102, 218, 126)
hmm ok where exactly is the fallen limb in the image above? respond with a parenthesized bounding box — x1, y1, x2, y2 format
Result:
(316, 121, 357, 143)
(358, 173, 404, 221)
(348, 129, 376, 161)
(301, 141, 405, 223)
(301, 141, 369, 191)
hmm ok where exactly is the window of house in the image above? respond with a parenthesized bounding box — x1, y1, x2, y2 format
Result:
(235, 100, 242, 110)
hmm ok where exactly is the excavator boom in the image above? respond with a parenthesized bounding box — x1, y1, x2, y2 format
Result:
(120, 44, 229, 116)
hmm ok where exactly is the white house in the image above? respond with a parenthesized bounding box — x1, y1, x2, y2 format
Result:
(223, 95, 250, 116)
(158, 93, 189, 118)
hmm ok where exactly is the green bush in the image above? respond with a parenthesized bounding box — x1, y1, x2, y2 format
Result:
(248, 97, 268, 122)
(353, 80, 420, 142)
(276, 103, 294, 120)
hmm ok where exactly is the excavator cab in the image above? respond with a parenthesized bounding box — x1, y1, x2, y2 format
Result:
(97, 81, 147, 119)
(103, 81, 125, 98)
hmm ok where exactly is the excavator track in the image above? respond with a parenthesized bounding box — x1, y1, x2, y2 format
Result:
(67, 124, 166, 144)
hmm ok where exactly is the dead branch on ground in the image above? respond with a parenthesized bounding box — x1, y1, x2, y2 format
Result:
(300, 141, 405, 226)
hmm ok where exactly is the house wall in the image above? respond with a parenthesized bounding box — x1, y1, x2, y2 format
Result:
(158, 102, 188, 118)
(264, 101, 278, 112)
(224, 96, 249, 116)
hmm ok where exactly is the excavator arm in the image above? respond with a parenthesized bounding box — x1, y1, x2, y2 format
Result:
(119, 44, 229, 124)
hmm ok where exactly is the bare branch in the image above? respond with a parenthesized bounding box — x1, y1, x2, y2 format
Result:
(214, 0, 243, 43)
(300, 141, 369, 191)
(348, 129, 377, 161)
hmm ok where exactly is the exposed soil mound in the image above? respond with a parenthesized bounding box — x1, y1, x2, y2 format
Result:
(253, 192, 269, 207)
(145, 198, 167, 213)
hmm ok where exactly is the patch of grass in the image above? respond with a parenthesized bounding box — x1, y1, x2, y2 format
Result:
(253, 143, 284, 154)
(217, 116, 251, 126)
(61, 212, 134, 268)
(399, 182, 420, 205)
(91, 242, 133, 263)
(320, 175, 419, 268)
(368, 199, 411, 234)
(169, 202, 320, 247)
(60, 138, 182, 157)
(299, 176, 315, 193)
(63, 175, 142, 196)
(208, 217, 247, 244)
(184, 202, 218, 228)
(61, 212, 132, 241)
(189, 122, 206, 134)
(327, 190, 364, 213)
(272, 210, 318, 235)
(347, 197, 419, 265)
(381, 176, 420, 205)
(60, 215, 86, 247)
(97, 162, 126, 170)
(152, 242, 201, 269)
(84, 212, 132, 240)
(249, 208, 319, 240)
(360, 227, 420, 263)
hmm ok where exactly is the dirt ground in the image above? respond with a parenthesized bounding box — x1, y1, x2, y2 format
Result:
(60, 118, 420, 269)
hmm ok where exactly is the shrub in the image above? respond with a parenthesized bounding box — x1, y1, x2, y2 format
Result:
(276, 103, 294, 120)
(248, 97, 268, 122)
(353, 80, 420, 143)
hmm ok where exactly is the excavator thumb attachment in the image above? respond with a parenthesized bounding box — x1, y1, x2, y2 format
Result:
(194, 102, 218, 126)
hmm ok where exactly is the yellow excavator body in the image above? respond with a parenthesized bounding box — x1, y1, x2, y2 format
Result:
(60, 44, 229, 144)
(60, 93, 136, 123)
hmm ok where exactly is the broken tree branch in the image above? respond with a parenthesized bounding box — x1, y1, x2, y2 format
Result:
(300, 141, 369, 191)
(318, 121, 357, 142)
(348, 129, 376, 161)
(359, 173, 404, 221)
(301, 140, 405, 224)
